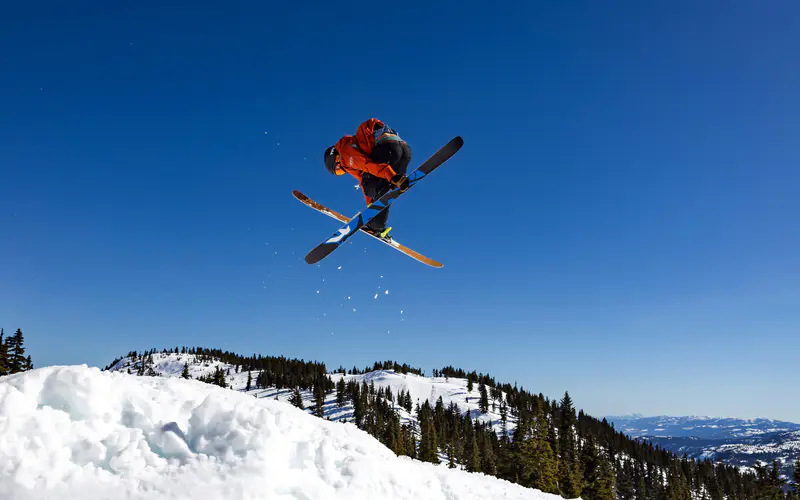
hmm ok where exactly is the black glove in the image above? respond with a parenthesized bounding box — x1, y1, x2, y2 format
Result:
(390, 174, 410, 191)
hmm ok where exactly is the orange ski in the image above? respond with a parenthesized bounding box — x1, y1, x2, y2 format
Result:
(292, 190, 443, 268)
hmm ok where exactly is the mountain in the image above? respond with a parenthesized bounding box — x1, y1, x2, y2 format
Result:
(606, 414, 800, 476)
(0, 363, 557, 500)
(105, 351, 520, 441)
(8, 347, 774, 499)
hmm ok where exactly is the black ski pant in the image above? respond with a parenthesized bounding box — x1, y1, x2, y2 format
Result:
(361, 140, 411, 231)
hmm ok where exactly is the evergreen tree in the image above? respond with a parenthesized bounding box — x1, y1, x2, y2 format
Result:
(25, 355, 33, 371)
(214, 366, 227, 387)
(558, 391, 583, 499)
(462, 412, 480, 472)
(500, 400, 509, 441)
(533, 405, 558, 494)
(467, 377, 474, 394)
(767, 460, 785, 500)
(581, 437, 616, 500)
(336, 377, 346, 407)
(479, 381, 489, 414)
(314, 384, 325, 418)
(617, 460, 636, 500)
(9, 329, 26, 373)
(794, 457, 800, 497)
(0, 329, 7, 375)
(289, 387, 304, 409)
(246, 370, 252, 391)
(480, 431, 497, 476)
(181, 362, 190, 379)
(447, 443, 456, 469)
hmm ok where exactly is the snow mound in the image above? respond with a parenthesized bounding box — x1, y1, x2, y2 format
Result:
(1, 365, 554, 500)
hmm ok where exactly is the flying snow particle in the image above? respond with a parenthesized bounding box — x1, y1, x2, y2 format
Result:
(352, 308, 356, 312)
(316, 290, 320, 294)
(337, 266, 342, 270)
(374, 293, 378, 300)
(384, 290, 389, 295)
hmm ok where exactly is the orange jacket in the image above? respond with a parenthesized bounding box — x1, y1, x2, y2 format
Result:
(334, 118, 399, 203)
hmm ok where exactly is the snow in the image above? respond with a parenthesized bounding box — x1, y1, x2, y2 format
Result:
(113, 354, 518, 437)
(1, 364, 555, 500)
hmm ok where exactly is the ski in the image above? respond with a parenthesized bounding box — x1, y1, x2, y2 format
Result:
(302, 136, 463, 265)
(292, 190, 443, 268)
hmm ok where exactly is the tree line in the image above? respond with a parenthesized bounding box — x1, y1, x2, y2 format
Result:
(0, 328, 33, 376)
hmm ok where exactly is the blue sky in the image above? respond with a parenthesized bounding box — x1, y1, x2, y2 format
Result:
(2, 1, 798, 421)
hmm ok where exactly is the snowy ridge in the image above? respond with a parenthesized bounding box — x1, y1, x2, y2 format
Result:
(0, 364, 558, 500)
(109, 353, 519, 437)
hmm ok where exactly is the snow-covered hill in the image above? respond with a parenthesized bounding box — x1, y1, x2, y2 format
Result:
(606, 414, 800, 476)
(108, 352, 519, 438)
(0, 364, 557, 500)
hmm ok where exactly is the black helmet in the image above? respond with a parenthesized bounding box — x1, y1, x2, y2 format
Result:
(324, 146, 342, 175)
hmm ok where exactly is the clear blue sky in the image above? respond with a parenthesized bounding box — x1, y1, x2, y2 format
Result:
(3, 1, 798, 421)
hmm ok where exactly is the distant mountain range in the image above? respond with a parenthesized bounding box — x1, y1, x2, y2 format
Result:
(605, 414, 800, 476)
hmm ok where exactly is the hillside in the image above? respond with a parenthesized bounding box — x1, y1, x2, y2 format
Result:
(107, 351, 519, 443)
(0, 364, 559, 500)
(98, 347, 782, 500)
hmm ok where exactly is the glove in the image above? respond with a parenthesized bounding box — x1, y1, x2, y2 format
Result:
(390, 174, 410, 191)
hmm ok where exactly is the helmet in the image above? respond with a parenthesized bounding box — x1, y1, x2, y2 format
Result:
(324, 146, 345, 175)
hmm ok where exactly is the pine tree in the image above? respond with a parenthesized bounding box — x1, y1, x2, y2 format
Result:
(500, 400, 509, 441)
(792, 457, 800, 498)
(336, 377, 346, 407)
(213, 366, 227, 387)
(447, 442, 456, 469)
(767, 460, 785, 500)
(581, 437, 616, 500)
(617, 460, 636, 500)
(15, 328, 27, 372)
(558, 391, 583, 499)
(246, 370, 252, 391)
(479, 430, 497, 476)
(181, 362, 190, 379)
(8, 329, 26, 373)
(479, 381, 489, 414)
(314, 384, 325, 418)
(290, 387, 304, 409)
(25, 355, 33, 371)
(0, 329, 7, 375)
(462, 412, 480, 472)
(533, 405, 558, 494)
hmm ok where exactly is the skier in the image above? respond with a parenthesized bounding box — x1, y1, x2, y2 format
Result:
(323, 118, 411, 238)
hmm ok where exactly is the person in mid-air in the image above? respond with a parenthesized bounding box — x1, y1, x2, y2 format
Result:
(324, 118, 411, 239)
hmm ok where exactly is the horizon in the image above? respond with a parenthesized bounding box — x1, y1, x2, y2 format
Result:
(4, 1, 799, 423)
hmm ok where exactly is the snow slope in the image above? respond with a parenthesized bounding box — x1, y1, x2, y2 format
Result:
(109, 353, 519, 436)
(0, 364, 554, 500)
